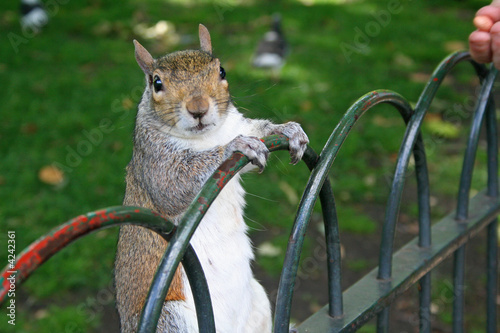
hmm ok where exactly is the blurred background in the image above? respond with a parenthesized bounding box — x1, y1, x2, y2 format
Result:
(0, 0, 498, 332)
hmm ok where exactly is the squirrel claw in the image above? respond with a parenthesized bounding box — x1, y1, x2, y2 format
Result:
(226, 135, 270, 172)
(252, 150, 269, 173)
(289, 137, 309, 165)
(272, 122, 309, 165)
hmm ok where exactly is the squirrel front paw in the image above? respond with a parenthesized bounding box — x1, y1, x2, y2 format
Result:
(273, 122, 309, 165)
(225, 135, 270, 173)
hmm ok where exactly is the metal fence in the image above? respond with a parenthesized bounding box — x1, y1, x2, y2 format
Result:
(1, 51, 498, 332)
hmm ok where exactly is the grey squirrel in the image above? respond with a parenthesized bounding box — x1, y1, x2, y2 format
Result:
(114, 24, 309, 332)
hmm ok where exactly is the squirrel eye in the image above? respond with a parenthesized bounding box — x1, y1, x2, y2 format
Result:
(219, 66, 226, 80)
(153, 75, 163, 92)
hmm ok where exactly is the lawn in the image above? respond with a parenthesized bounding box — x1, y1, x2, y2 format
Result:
(0, 0, 496, 332)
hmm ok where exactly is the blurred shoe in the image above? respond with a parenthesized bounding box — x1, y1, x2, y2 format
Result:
(20, 0, 49, 32)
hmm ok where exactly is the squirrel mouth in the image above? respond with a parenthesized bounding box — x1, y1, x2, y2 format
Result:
(193, 121, 209, 131)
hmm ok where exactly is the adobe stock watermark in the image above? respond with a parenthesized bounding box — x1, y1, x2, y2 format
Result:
(213, 0, 236, 22)
(5, 231, 17, 326)
(398, 278, 467, 332)
(52, 85, 144, 175)
(381, 81, 494, 187)
(340, 0, 409, 63)
(60, 277, 115, 333)
(8, 0, 71, 54)
(266, 234, 330, 329)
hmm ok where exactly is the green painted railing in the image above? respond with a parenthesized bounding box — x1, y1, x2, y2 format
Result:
(1, 51, 498, 332)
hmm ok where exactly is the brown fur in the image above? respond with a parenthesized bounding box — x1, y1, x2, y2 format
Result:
(114, 50, 230, 328)
(150, 51, 230, 127)
(115, 169, 186, 319)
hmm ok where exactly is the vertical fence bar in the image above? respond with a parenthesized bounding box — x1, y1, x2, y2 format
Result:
(486, 219, 498, 333)
(485, 73, 498, 333)
(456, 68, 497, 220)
(302, 148, 343, 318)
(453, 66, 497, 333)
(320, 182, 343, 318)
(452, 245, 466, 333)
(376, 307, 390, 333)
(415, 133, 432, 333)
(181, 245, 216, 332)
(419, 273, 432, 333)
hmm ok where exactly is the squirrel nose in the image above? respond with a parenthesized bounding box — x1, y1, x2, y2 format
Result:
(186, 96, 209, 119)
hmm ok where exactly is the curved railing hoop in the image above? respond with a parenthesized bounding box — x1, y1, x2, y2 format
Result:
(0, 207, 216, 332)
(274, 89, 417, 332)
(377, 50, 492, 280)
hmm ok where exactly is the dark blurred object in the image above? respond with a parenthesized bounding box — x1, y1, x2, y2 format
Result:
(20, 0, 48, 33)
(252, 14, 288, 77)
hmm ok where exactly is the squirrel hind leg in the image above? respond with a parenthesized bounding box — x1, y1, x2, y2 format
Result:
(156, 301, 198, 332)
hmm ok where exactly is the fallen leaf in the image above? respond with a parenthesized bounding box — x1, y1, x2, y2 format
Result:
(410, 72, 430, 83)
(21, 123, 38, 135)
(424, 113, 441, 122)
(430, 302, 440, 314)
(389, 152, 398, 163)
(372, 115, 405, 128)
(92, 21, 112, 36)
(111, 141, 124, 152)
(257, 242, 282, 257)
(393, 52, 414, 69)
(34, 308, 49, 320)
(122, 97, 134, 110)
(309, 302, 322, 313)
(444, 40, 467, 53)
(133, 20, 180, 46)
(424, 114, 460, 139)
(300, 100, 313, 113)
(363, 174, 376, 187)
(38, 165, 65, 185)
(410, 72, 453, 85)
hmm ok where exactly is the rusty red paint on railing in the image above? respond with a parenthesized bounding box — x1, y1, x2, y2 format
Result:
(0, 207, 173, 303)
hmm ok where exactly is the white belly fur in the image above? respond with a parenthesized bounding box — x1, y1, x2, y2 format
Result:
(172, 178, 271, 332)
(163, 109, 272, 332)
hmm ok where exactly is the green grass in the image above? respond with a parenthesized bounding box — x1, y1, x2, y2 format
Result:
(0, 0, 493, 331)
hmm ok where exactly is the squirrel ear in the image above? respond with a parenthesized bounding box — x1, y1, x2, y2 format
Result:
(199, 24, 212, 54)
(133, 40, 154, 75)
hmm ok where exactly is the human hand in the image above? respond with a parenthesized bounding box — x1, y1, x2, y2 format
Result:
(469, 1, 500, 69)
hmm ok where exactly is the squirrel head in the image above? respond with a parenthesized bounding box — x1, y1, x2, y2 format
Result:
(134, 24, 231, 138)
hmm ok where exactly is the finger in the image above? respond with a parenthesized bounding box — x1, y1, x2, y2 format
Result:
(476, 5, 500, 25)
(469, 30, 492, 63)
(490, 21, 500, 69)
(474, 15, 494, 31)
